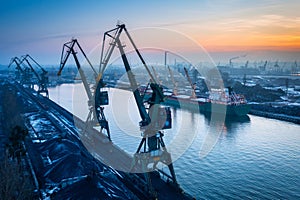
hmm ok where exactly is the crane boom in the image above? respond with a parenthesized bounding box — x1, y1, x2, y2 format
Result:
(22, 54, 47, 73)
(58, 39, 95, 101)
(8, 57, 25, 73)
(102, 24, 152, 125)
(58, 39, 110, 140)
(151, 66, 160, 83)
(167, 66, 178, 96)
(20, 55, 41, 82)
(117, 37, 151, 125)
(184, 67, 196, 98)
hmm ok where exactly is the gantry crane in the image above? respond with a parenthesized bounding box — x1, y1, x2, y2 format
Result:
(8, 56, 33, 85)
(57, 39, 111, 140)
(19, 54, 49, 97)
(98, 24, 177, 196)
(184, 67, 196, 98)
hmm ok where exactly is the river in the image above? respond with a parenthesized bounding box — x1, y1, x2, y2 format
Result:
(48, 83, 300, 199)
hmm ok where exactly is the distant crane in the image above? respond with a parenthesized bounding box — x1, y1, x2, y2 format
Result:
(167, 66, 178, 96)
(259, 61, 267, 71)
(244, 61, 249, 68)
(184, 67, 196, 98)
(274, 60, 280, 72)
(19, 54, 49, 97)
(151, 66, 161, 84)
(282, 62, 287, 72)
(292, 61, 298, 74)
(57, 39, 111, 140)
(8, 57, 25, 81)
(229, 54, 247, 67)
(8, 57, 32, 85)
(229, 56, 239, 67)
(99, 24, 176, 197)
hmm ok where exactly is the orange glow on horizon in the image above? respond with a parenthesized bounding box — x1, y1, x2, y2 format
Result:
(189, 13, 300, 53)
(199, 34, 300, 52)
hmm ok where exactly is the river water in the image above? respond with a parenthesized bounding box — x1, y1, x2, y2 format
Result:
(48, 83, 300, 199)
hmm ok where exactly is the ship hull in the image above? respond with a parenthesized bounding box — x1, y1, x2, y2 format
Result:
(202, 102, 251, 116)
(164, 96, 251, 116)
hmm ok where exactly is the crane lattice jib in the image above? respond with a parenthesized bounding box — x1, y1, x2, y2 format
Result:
(99, 24, 156, 84)
(58, 39, 97, 78)
(8, 57, 25, 72)
(58, 39, 96, 101)
(22, 54, 47, 74)
(19, 55, 42, 82)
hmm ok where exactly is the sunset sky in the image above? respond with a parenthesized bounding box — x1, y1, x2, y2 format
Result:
(0, 0, 299, 64)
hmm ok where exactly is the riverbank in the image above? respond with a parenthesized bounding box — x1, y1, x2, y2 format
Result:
(250, 104, 300, 124)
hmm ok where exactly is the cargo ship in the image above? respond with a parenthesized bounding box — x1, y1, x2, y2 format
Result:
(162, 87, 251, 116)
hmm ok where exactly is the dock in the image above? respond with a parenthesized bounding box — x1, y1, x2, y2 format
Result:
(0, 81, 193, 200)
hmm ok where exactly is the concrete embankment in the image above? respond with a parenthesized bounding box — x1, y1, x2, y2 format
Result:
(249, 104, 300, 124)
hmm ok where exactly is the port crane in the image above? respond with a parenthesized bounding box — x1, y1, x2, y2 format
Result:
(57, 39, 111, 141)
(291, 61, 298, 74)
(259, 61, 267, 71)
(184, 67, 196, 98)
(99, 24, 177, 196)
(244, 60, 249, 68)
(167, 66, 178, 96)
(165, 51, 178, 96)
(151, 66, 162, 85)
(8, 57, 33, 86)
(229, 54, 247, 67)
(19, 55, 49, 97)
(8, 57, 25, 81)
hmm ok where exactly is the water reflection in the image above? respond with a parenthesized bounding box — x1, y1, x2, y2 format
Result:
(48, 84, 300, 199)
(204, 113, 250, 131)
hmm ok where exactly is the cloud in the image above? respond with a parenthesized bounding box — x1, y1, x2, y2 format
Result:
(217, 14, 300, 33)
